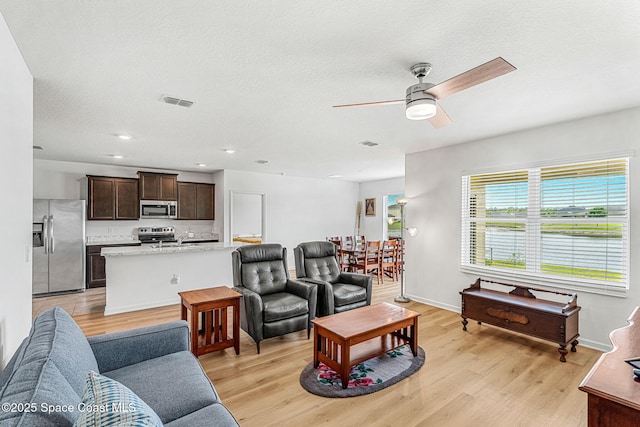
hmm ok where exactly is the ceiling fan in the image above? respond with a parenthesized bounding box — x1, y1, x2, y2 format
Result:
(333, 57, 516, 128)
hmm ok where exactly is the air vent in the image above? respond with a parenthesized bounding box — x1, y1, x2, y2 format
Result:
(255, 160, 269, 164)
(160, 95, 194, 108)
(360, 141, 379, 147)
(33, 145, 44, 150)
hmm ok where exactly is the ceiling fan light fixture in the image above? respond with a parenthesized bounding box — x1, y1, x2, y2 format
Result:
(405, 82, 437, 120)
(406, 98, 437, 120)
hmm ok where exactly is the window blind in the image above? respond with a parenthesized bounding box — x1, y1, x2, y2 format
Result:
(461, 158, 629, 293)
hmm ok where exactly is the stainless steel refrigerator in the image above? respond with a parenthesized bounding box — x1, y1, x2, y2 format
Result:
(33, 199, 86, 295)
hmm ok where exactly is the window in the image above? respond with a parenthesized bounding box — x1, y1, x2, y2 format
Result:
(461, 158, 629, 294)
(386, 194, 404, 239)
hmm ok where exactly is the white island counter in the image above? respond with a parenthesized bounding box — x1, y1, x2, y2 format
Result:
(101, 242, 245, 315)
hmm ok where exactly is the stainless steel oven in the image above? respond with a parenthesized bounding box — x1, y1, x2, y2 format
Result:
(140, 200, 177, 219)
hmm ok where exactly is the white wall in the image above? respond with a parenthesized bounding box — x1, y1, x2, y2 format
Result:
(0, 14, 33, 369)
(222, 170, 359, 265)
(405, 107, 640, 351)
(33, 159, 218, 237)
(359, 177, 404, 242)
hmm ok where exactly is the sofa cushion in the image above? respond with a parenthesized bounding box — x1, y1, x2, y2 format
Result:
(261, 292, 308, 322)
(164, 404, 239, 427)
(73, 370, 163, 427)
(333, 283, 367, 306)
(102, 351, 218, 424)
(0, 307, 99, 426)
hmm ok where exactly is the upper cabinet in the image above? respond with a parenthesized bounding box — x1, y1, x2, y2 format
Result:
(87, 176, 139, 220)
(138, 172, 178, 201)
(177, 182, 215, 220)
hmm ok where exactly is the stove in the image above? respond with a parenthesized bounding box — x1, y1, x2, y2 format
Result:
(137, 226, 176, 244)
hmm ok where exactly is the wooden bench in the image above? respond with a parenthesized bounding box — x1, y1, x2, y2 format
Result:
(460, 278, 581, 362)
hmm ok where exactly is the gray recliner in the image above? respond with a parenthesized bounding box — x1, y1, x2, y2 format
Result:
(294, 241, 372, 317)
(232, 243, 318, 354)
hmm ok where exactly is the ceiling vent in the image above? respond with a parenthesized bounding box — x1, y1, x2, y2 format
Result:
(160, 95, 194, 108)
(360, 141, 379, 147)
(33, 145, 44, 150)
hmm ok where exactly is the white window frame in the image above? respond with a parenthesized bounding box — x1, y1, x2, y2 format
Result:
(461, 157, 630, 297)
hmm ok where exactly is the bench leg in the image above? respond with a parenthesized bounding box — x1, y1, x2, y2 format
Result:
(558, 345, 568, 362)
(462, 317, 468, 331)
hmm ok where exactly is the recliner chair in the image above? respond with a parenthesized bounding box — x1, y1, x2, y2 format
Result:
(232, 243, 318, 353)
(294, 241, 372, 317)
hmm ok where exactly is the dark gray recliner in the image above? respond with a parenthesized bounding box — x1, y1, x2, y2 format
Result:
(294, 241, 372, 317)
(232, 243, 318, 354)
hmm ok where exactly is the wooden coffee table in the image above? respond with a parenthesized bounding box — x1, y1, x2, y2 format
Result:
(312, 302, 420, 389)
(179, 286, 241, 357)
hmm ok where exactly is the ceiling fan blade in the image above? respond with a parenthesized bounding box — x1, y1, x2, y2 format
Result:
(332, 99, 404, 108)
(428, 104, 453, 128)
(427, 57, 516, 100)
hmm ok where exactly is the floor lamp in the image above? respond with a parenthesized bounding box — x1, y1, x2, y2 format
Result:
(394, 198, 416, 303)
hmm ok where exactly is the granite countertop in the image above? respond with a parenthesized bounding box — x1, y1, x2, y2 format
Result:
(101, 241, 244, 257)
(87, 233, 220, 246)
(86, 235, 140, 246)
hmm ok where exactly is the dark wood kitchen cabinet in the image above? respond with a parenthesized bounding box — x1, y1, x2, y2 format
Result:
(87, 176, 139, 220)
(177, 182, 215, 220)
(137, 172, 178, 201)
(86, 243, 141, 288)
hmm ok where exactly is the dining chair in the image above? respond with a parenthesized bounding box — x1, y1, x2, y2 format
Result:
(350, 240, 382, 284)
(394, 238, 404, 281)
(381, 239, 398, 281)
(327, 238, 350, 272)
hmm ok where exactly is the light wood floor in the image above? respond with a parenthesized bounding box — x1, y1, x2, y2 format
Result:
(35, 279, 602, 426)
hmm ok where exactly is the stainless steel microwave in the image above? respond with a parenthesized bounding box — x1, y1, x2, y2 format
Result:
(140, 200, 177, 219)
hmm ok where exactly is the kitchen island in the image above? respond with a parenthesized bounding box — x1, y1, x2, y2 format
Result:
(101, 242, 245, 315)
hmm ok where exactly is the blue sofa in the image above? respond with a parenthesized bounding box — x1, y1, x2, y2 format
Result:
(0, 307, 238, 426)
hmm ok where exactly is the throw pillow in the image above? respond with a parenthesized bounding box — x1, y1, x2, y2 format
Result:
(74, 370, 163, 427)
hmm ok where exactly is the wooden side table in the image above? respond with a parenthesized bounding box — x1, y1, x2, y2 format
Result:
(580, 306, 640, 427)
(178, 286, 241, 357)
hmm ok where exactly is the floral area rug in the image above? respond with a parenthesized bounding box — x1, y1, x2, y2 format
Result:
(299, 344, 425, 398)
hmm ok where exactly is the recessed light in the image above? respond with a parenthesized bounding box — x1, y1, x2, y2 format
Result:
(255, 160, 268, 164)
(109, 154, 124, 159)
(117, 134, 132, 140)
(328, 174, 343, 178)
(359, 140, 379, 147)
(196, 163, 207, 167)
(223, 149, 236, 154)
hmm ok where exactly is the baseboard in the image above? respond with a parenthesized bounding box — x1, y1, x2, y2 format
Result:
(104, 299, 178, 316)
(406, 294, 460, 313)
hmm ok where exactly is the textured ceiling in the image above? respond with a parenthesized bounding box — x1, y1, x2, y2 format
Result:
(1, 1, 639, 182)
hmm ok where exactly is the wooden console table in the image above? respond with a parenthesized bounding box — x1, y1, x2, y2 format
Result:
(460, 278, 580, 362)
(580, 307, 640, 427)
(179, 286, 241, 357)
